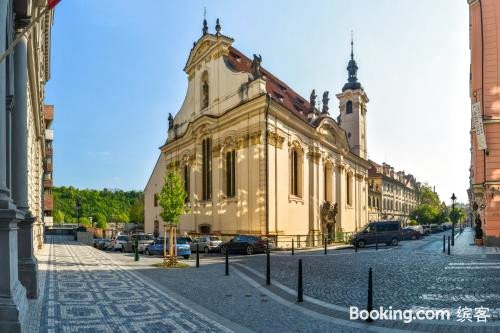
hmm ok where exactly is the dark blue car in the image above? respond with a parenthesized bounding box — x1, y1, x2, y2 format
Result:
(145, 237, 191, 259)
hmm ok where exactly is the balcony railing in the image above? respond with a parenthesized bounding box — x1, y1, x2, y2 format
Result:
(45, 163, 53, 172)
(43, 178, 53, 188)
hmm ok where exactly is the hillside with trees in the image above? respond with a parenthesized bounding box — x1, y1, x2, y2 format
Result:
(52, 186, 144, 228)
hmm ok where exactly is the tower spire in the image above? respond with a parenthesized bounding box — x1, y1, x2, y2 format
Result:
(202, 7, 208, 35)
(350, 30, 354, 60)
(342, 31, 362, 92)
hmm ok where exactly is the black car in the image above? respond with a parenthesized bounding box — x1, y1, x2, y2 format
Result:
(401, 228, 422, 240)
(350, 221, 402, 248)
(429, 224, 444, 233)
(220, 235, 274, 255)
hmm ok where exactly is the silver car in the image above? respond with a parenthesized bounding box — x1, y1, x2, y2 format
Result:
(191, 235, 222, 253)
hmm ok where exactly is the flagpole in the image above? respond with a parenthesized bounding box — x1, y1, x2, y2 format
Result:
(0, 6, 50, 65)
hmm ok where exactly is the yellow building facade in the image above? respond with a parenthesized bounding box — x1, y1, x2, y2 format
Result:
(145, 21, 370, 241)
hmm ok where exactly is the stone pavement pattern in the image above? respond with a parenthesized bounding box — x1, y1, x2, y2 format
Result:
(30, 236, 231, 333)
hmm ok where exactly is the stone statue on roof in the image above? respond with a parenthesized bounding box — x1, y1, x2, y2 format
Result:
(251, 54, 262, 80)
(168, 113, 174, 130)
(309, 89, 317, 111)
(322, 91, 329, 114)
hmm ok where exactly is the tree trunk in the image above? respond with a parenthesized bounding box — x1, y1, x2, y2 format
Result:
(169, 224, 174, 260)
(163, 224, 167, 258)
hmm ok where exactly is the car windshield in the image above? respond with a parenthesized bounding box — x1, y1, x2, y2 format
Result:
(117, 236, 128, 241)
(136, 235, 153, 241)
(176, 237, 189, 244)
(210, 236, 220, 241)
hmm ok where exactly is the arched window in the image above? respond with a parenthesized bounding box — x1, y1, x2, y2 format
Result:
(346, 100, 353, 114)
(290, 148, 302, 197)
(225, 150, 236, 197)
(201, 71, 209, 110)
(324, 163, 333, 202)
(202, 138, 212, 200)
(153, 220, 159, 238)
(346, 173, 352, 205)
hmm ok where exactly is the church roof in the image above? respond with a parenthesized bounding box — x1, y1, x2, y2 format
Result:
(226, 47, 327, 126)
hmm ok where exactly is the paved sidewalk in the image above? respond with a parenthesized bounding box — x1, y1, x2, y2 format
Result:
(29, 236, 232, 333)
(452, 227, 500, 259)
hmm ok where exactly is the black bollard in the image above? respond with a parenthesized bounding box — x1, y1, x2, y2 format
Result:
(196, 243, 200, 268)
(134, 239, 139, 262)
(266, 249, 271, 286)
(292, 239, 294, 255)
(225, 248, 229, 275)
(355, 240, 358, 252)
(442, 235, 445, 253)
(447, 236, 451, 255)
(297, 259, 303, 302)
(324, 237, 327, 255)
(366, 267, 373, 322)
(375, 240, 378, 251)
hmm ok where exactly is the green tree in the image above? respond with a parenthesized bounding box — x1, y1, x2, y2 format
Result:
(80, 217, 91, 227)
(159, 169, 187, 224)
(95, 212, 107, 229)
(53, 210, 65, 224)
(159, 168, 187, 265)
(129, 196, 144, 224)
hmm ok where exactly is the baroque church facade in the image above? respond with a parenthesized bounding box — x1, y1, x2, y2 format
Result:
(145, 19, 370, 240)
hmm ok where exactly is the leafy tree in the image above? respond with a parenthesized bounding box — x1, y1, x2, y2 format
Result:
(159, 169, 187, 224)
(95, 212, 107, 229)
(53, 210, 65, 224)
(80, 217, 91, 227)
(129, 196, 144, 224)
(410, 204, 439, 225)
(159, 168, 187, 265)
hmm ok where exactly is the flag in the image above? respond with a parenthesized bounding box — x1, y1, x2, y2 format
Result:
(48, 0, 61, 9)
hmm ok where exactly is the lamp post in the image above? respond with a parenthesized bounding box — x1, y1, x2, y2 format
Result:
(75, 198, 81, 228)
(451, 193, 456, 246)
(89, 216, 93, 228)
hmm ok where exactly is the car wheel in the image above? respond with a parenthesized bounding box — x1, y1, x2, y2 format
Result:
(357, 240, 366, 248)
(183, 255, 190, 259)
(246, 245, 254, 255)
(391, 238, 399, 246)
(411, 234, 417, 240)
(204, 246, 209, 254)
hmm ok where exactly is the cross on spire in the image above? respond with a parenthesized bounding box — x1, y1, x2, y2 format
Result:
(350, 30, 354, 60)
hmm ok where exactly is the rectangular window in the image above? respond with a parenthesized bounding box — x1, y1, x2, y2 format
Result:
(226, 150, 236, 197)
(202, 138, 212, 200)
(184, 165, 190, 202)
(346, 174, 352, 205)
(291, 150, 298, 196)
(154, 193, 158, 207)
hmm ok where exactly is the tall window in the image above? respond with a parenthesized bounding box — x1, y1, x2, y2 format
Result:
(225, 150, 236, 197)
(346, 173, 352, 205)
(324, 163, 333, 202)
(290, 149, 302, 196)
(202, 138, 212, 200)
(154, 193, 158, 207)
(153, 220, 159, 238)
(346, 100, 353, 114)
(183, 164, 190, 202)
(201, 71, 209, 109)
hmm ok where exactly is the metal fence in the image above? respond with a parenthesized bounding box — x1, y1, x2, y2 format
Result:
(270, 231, 354, 250)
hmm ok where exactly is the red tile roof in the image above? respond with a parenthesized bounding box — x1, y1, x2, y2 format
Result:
(227, 47, 326, 125)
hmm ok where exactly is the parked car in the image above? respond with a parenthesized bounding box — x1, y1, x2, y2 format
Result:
(93, 238, 102, 248)
(401, 228, 422, 240)
(349, 221, 402, 248)
(190, 235, 223, 253)
(93, 238, 111, 250)
(407, 225, 424, 236)
(145, 237, 191, 259)
(111, 235, 129, 251)
(442, 222, 452, 230)
(429, 224, 444, 233)
(421, 224, 431, 235)
(123, 233, 155, 253)
(220, 235, 275, 255)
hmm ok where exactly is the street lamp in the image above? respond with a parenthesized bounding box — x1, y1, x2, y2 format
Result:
(89, 216, 93, 228)
(451, 193, 456, 246)
(75, 198, 81, 228)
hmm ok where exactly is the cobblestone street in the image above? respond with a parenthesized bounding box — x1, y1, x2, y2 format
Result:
(29, 236, 233, 333)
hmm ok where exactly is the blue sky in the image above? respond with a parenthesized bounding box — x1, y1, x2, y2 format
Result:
(46, 0, 469, 203)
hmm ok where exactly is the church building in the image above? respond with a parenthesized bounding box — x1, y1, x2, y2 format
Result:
(144, 19, 371, 241)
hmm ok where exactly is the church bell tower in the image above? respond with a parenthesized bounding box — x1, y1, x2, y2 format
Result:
(336, 36, 369, 160)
